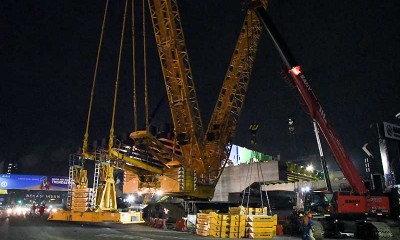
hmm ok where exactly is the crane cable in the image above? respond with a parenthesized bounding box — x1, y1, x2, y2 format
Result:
(108, 0, 129, 151)
(248, 8, 272, 216)
(256, 151, 272, 215)
(83, 0, 109, 155)
(241, 11, 254, 211)
(241, 157, 254, 210)
(240, 11, 272, 214)
(131, 0, 137, 131)
(143, 0, 149, 129)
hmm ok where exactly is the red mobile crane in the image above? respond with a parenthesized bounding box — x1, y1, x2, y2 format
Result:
(246, 1, 396, 238)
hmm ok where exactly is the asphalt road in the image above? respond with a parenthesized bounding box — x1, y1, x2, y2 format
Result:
(0, 213, 370, 240)
(0, 213, 303, 240)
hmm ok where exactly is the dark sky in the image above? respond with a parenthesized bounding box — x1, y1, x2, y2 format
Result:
(1, 0, 400, 176)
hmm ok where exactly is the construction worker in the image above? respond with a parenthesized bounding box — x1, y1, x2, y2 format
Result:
(307, 211, 315, 240)
(297, 213, 304, 233)
(30, 202, 37, 216)
(300, 211, 314, 240)
(38, 202, 46, 217)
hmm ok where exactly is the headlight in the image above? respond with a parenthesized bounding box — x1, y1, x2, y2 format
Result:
(16, 207, 22, 214)
(126, 195, 135, 202)
(156, 190, 163, 196)
(7, 209, 12, 214)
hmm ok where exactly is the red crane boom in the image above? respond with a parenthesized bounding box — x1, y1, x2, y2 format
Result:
(248, 1, 368, 195)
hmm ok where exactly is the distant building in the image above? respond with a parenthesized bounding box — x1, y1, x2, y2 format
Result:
(5, 161, 19, 174)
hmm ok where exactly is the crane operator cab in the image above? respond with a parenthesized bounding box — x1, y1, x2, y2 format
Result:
(304, 191, 333, 217)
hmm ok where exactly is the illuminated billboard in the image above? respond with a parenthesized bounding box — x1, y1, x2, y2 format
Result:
(0, 174, 68, 191)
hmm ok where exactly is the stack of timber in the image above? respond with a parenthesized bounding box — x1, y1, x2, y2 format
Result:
(196, 212, 246, 238)
(195, 206, 277, 239)
(246, 214, 277, 239)
(226, 214, 246, 238)
(196, 213, 211, 237)
(71, 188, 92, 212)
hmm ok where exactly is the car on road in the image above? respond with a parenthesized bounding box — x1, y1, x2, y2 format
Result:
(5, 205, 30, 217)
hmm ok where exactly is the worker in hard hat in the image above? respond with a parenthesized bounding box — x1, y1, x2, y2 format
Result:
(300, 211, 314, 240)
(307, 211, 315, 240)
(296, 212, 304, 234)
(30, 202, 37, 217)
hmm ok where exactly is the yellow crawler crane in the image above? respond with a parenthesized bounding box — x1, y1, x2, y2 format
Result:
(55, 0, 272, 223)
(129, 0, 268, 199)
(116, 0, 317, 202)
(51, 0, 322, 223)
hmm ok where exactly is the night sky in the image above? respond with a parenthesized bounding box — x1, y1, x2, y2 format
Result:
(1, 0, 400, 176)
